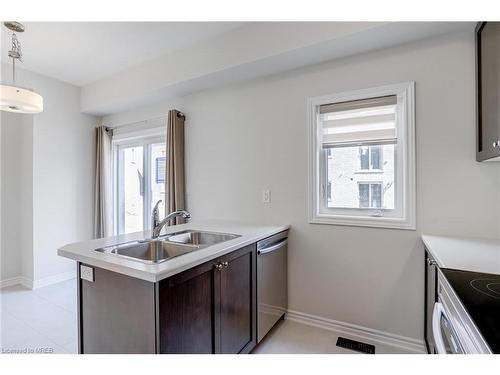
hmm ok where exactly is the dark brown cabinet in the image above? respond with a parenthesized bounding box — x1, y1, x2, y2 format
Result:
(475, 22, 500, 162)
(218, 245, 257, 354)
(158, 243, 257, 354)
(158, 259, 217, 354)
(78, 243, 257, 354)
(79, 266, 157, 354)
(424, 249, 437, 354)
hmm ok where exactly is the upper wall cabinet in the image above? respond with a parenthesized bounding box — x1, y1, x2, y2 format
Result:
(476, 22, 500, 162)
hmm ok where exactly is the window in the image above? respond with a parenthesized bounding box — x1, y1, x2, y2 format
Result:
(359, 145, 382, 171)
(308, 82, 416, 229)
(358, 182, 382, 208)
(113, 136, 166, 235)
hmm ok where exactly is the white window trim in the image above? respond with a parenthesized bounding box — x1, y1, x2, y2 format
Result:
(112, 132, 166, 235)
(307, 82, 416, 230)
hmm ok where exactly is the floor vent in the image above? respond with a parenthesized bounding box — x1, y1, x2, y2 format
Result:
(336, 337, 375, 354)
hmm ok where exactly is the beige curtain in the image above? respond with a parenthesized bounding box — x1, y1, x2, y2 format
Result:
(93, 126, 113, 238)
(166, 110, 186, 225)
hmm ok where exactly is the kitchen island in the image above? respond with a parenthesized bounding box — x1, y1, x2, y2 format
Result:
(58, 221, 289, 354)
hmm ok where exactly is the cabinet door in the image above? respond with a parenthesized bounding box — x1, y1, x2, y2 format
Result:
(477, 22, 500, 161)
(218, 244, 257, 354)
(424, 250, 437, 354)
(158, 260, 218, 354)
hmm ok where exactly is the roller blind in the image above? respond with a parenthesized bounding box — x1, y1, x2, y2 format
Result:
(320, 95, 397, 148)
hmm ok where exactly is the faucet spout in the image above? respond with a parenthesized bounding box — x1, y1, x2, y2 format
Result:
(151, 201, 191, 239)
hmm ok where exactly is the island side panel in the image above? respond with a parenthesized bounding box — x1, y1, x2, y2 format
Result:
(78, 263, 156, 354)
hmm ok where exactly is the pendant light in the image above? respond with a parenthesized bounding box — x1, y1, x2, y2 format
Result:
(0, 21, 43, 114)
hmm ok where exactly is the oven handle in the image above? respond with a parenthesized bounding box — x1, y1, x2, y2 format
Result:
(432, 302, 447, 354)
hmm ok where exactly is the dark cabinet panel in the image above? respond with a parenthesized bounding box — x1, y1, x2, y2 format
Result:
(158, 261, 217, 354)
(219, 245, 257, 354)
(79, 264, 156, 354)
(476, 22, 500, 161)
(158, 244, 257, 354)
(424, 250, 437, 354)
(79, 243, 258, 354)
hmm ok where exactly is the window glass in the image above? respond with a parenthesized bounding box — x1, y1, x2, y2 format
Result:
(371, 183, 382, 208)
(326, 144, 394, 209)
(360, 146, 370, 170)
(115, 138, 166, 235)
(370, 146, 382, 170)
(150, 143, 166, 218)
(120, 145, 144, 234)
(359, 183, 369, 208)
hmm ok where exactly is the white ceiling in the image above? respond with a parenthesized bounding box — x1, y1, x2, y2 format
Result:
(0, 22, 244, 86)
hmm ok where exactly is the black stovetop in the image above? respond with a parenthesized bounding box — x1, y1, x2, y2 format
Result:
(441, 268, 500, 353)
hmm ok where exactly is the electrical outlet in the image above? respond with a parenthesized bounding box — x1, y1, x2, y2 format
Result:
(262, 189, 271, 203)
(80, 265, 94, 282)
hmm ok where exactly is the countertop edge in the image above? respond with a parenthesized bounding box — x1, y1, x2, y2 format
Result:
(421, 234, 446, 268)
(58, 223, 290, 283)
(421, 234, 500, 275)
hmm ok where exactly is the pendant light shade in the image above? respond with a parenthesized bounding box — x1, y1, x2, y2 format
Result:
(1, 21, 44, 114)
(0, 84, 43, 113)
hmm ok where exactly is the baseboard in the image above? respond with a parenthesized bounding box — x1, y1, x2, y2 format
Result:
(0, 276, 33, 289)
(32, 271, 76, 289)
(286, 309, 426, 354)
(1, 271, 76, 290)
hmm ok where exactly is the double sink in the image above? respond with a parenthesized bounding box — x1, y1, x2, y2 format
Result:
(95, 230, 240, 264)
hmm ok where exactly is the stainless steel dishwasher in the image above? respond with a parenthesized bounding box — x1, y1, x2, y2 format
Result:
(256, 230, 288, 342)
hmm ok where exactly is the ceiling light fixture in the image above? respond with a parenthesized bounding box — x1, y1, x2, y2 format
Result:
(0, 21, 43, 114)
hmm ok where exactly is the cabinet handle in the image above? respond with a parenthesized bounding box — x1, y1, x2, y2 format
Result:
(427, 258, 437, 266)
(214, 263, 223, 271)
(222, 261, 229, 268)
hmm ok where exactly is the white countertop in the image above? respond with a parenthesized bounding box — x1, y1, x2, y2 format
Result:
(422, 234, 500, 275)
(58, 221, 290, 282)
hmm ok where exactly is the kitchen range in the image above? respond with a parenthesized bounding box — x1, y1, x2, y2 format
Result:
(423, 235, 500, 354)
(58, 217, 289, 354)
(419, 20, 500, 355)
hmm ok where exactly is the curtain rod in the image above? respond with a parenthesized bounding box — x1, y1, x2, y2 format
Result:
(103, 111, 185, 131)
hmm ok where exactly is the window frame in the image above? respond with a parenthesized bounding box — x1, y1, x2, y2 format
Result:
(112, 135, 166, 235)
(307, 82, 416, 230)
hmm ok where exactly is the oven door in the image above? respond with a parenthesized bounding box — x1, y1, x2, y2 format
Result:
(432, 302, 464, 354)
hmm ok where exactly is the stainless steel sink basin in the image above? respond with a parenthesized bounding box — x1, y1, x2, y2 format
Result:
(94, 230, 240, 264)
(95, 240, 198, 264)
(166, 230, 240, 246)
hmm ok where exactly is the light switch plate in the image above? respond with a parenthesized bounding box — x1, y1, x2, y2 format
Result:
(80, 265, 94, 282)
(262, 189, 271, 203)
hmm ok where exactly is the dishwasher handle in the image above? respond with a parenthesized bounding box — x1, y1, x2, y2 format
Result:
(257, 238, 287, 255)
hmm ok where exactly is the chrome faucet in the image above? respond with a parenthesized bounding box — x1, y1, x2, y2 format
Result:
(151, 200, 191, 239)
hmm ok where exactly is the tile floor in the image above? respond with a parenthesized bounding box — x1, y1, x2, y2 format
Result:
(253, 319, 405, 354)
(1, 279, 406, 354)
(1, 279, 78, 354)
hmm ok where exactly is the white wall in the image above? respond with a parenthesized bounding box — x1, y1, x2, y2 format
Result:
(82, 23, 472, 115)
(0, 65, 97, 286)
(0, 112, 34, 282)
(103, 31, 500, 341)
